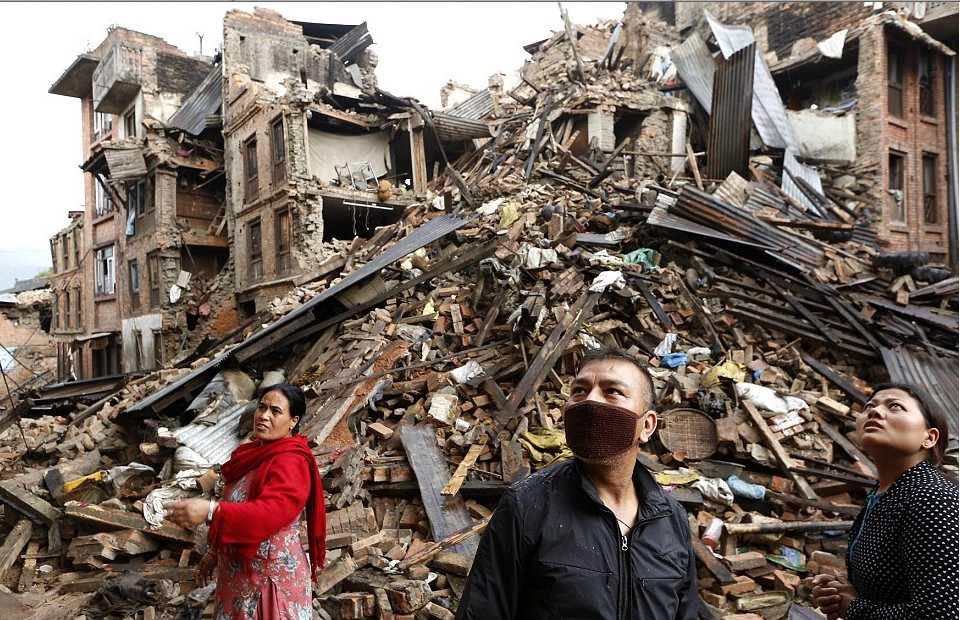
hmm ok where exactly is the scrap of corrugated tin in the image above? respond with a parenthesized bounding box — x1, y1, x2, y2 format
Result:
(646, 191, 775, 251)
(172, 401, 245, 465)
(329, 22, 373, 65)
(881, 345, 959, 436)
(782, 149, 827, 215)
(446, 89, 495, 121)
(705, 11, 800, 153)
(102, 146, 148, 181)
(432, 113, 492, 142)
(128, 214, 470, 416)
(707, 43, 754, 180)
(671, 31, 716, 115)
(167, 66, 223, 136)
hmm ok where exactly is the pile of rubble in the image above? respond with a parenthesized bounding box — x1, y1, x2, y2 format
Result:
(1, 8, 957, 620)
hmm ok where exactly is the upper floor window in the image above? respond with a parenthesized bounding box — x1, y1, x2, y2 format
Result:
(123, 108, 137, 139)
(129, 259, 140, 311)
(52, 292, 59, 330)
(888, 152, 906, 225)
(74, 286, 82, 330)
(918, 49, 936, 117)
(50, 239, 59, 273)
(148, 251, 161, 308)
(129, 180, 146, 219)
(275, 208, 292, 275)
(95, 245, 116, 296)
(244, 137, 259, 202)
(249, 218, 263, 280)
(887, 43, 904, 118)
(64, 289, 72, 329)
(271, 117, 286, 186)
(923, 154, 939, 224)
(73, 228, 81, 269)
(95, 178, 114, 216)
(61, 233, 70, 270)
(94, 112, 113, 140)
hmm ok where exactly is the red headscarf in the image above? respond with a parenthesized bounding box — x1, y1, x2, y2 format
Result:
(208, 435, 326, 579)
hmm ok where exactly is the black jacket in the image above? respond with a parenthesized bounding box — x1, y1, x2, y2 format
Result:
(455, 458, 698, 620)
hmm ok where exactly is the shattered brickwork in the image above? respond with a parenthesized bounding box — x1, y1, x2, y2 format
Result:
(0, 292, 55, 400)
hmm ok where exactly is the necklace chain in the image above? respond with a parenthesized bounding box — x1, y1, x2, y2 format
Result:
(615, 516, 633, 531)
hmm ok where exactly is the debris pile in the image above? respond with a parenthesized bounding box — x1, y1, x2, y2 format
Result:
(1, 8, 957, 620)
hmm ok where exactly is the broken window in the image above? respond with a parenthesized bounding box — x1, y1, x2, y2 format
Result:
(94, 112, 112, 140)
(887, 43, 904, 118)
(95, 245, 116, 296)
(145, 176, 155, 213)
(128, 180, 146, 218)
(923, 154, 939, 224)
(64, 289, 72, 330)
(129, 259, 140, 311)
(244, 137, 259, 202)
(74, 285, 82, 330)
(888, 152, 906, 225)
(95, 178, 114, 216)
(918, 49, 936, 117)
(124, 108, 137, 139)
(148, 252, 160, 308)
(271, 117, 286, 186)
(249, 218, 263, 280)
(275, 207, 292, 274)
(152, 329, 163, 369)
(61, 233, 69, 269)
(52, 291, 59, 330)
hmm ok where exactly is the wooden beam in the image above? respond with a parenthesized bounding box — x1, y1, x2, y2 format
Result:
(395, 516, 490, 571)
(495, 290, 600, 430)
(0, 480, 60, 526)
(811, 416, 878, 479)
(441, 436, 488, 496)
(398, 424, 479, 556)
(0, 519, 32, 580)
(689, 530, 737, 584)
(741, 401, 818, 500)
(64, 504, 193, 543)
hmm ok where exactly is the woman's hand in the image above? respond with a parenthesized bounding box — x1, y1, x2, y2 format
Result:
(811, 571, 856, 620)
(196, 551, 217, 587)
(164, 498, 214, 528)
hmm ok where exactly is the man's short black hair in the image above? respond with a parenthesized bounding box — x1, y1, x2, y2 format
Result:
(576, 346, 655, 412)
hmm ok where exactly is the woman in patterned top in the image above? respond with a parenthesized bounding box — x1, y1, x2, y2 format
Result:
(165, 383, 325, 620)
(810, 382, 958, 620)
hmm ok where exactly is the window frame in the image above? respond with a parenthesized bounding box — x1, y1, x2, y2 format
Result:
(918, 49, 936, 117)
(74, 285, 82, 330)
(244, 136, 259, 202)
(888, 151, 906, 225)
(249, 218, 263, 280)
(94, 111, 113, 140)
(129, 259, 140, 311)
(148, 251, 161, 309)
(94, 245, 116, 296)
(922, 153, 939, 224)
(887, 42, 904, 118)
(271, 116, 286, 186)
(94, 176, 114, 217)
(275, 207, 292, 275)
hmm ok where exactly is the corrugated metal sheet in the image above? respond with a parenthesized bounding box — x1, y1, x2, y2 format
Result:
(446, 89, 495, 121)
(172, 401, 245, 465)
(646, 191, 775, 250)
(706, 11, 799, 152)
(707, 43, 754, 180)
(432, 113, 492, 142)
(329, 22, 373, 65)
(128, 215, 469, 415)
(167, 66, 222, 136)
(671, 31, 716, 115)
(782, 149, 827, 215)
(881, 345, 959, 436)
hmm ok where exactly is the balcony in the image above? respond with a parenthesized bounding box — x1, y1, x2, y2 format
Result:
(92, 42, 142, 114)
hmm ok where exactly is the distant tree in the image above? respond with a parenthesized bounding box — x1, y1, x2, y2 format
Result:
(34, 266, 53, 278)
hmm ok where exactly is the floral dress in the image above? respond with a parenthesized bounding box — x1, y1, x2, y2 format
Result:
(214, 468, 313, 620)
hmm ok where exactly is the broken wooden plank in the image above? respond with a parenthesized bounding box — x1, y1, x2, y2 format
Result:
(690, 530, 737, 585)
(396, 516, 490, 571)
(799, 352, 867, 405)
(495, 290, 601, 430)
(0, 519, 32, 580)
(64, 504, 193, 543)
(398, 424, 479, 556)
(441, 436, 488, 496)
(17, 541, 39, 593)
(814, 416, 878, 479)
(0, 480, 60, 526)
(740, 401, 818, 500)
(12, 592, 95, 620)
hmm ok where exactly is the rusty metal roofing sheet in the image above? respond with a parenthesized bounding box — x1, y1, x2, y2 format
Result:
(433, 113, 492, 142)
(167, 66, 222, 136)
(329, 21, 373, 65)
(706, 11, 799, 152)
(128, 214, 469, 416)
(446, 89, 495, 121)
(172, 401, 245, 465)
(646, 192, 775, 251)
(671, 31, 716, 114)
(707, 43, 754, 180)
(881, 345, 959, 436)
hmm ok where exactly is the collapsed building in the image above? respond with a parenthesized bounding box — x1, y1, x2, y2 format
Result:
(0, 279, 55, 407)
(2, 3, 957, 620)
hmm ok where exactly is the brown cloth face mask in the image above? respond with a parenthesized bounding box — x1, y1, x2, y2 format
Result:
(563, 400, 643, 459)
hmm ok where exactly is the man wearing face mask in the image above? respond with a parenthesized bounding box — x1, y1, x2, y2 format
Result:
(455, 346, 698, 620)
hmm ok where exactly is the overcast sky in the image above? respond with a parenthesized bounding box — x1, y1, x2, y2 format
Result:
(0, 1, 626, 288)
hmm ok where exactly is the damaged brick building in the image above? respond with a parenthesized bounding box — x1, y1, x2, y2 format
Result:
(639, 0, 959, 267)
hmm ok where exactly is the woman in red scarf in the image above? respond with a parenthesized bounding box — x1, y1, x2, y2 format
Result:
(166, 383, 325, 620)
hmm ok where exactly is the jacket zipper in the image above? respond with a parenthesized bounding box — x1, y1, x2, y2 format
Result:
(617, 522, 630, 620)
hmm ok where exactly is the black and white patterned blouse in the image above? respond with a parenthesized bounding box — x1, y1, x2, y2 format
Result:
(845, 459, 959, 619)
